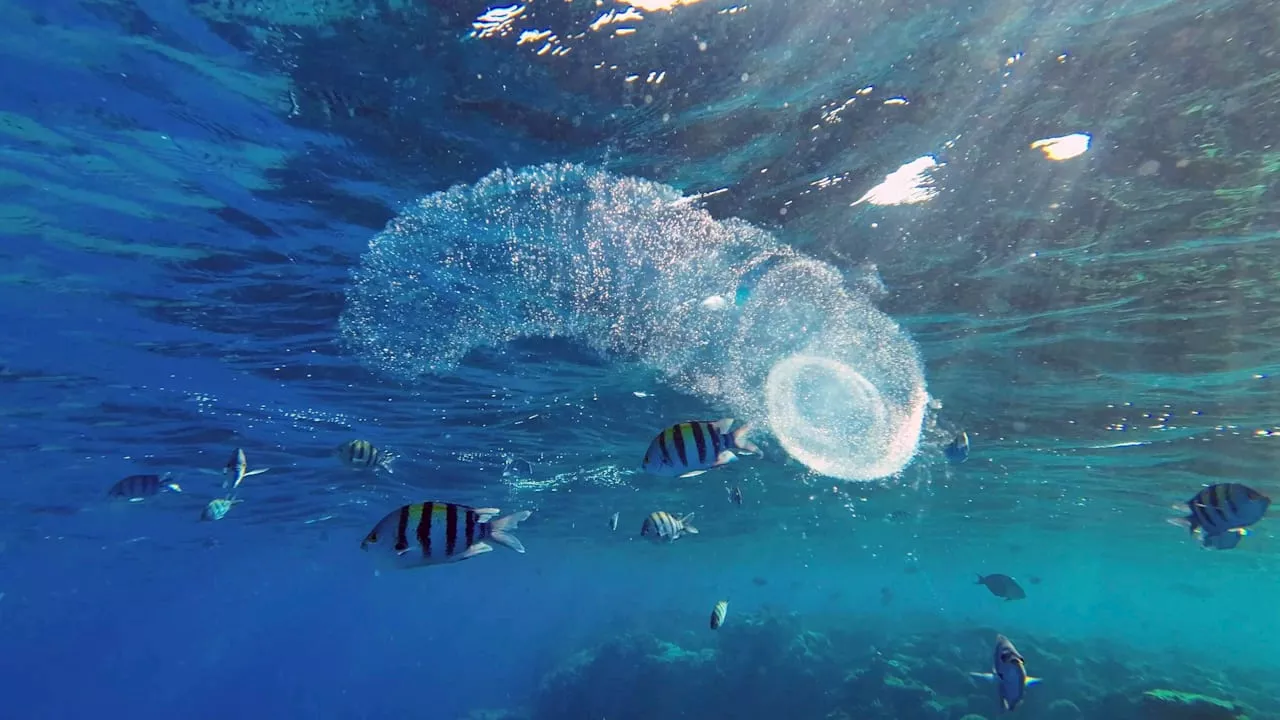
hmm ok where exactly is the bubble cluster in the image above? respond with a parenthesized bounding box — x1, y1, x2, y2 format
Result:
(340, 163, 929, 481)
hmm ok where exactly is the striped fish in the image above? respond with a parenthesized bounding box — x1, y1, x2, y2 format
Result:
(201, 497, 242, 521)
(107, 473, 182, 501)
(335, 439, 395, 473)
(641, 419, 761, 478)
(709, 600, 728, 630)
(223, 448, 268, 491)
(640, 510, 698, 542)
(361, 502, 532, 568)
(1172, 483, 1270, 538)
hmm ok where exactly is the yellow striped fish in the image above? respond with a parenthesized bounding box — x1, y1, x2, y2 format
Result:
(1170, 483, 1270, 537)
(223, 448, 268, 491)
(640, 510, 698, 542)
(107, 473, 182, 501)
(709, 600, 728, 630)
(335, 439, 395, 473)
(361, 502, 532, 569)
(641, 418, 761, 478)
(201, 497, 243, 521)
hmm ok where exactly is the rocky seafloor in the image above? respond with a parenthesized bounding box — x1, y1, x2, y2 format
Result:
(469, 609, 1278, 720)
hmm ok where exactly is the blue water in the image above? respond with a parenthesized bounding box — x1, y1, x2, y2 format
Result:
(3, 0, 1280, 718)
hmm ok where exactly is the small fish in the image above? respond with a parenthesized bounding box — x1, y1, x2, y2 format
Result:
(885, 509, 912, 523)
(641, 419, 761, 478)
(361, 502, 532, 569)
(335, 439, 395, 473)
(944, 430, 970, 463)
(223, 448, 268, 491)
(640, 510, 699, 542)
(201, 497, 243, 521)
(880, 586, 893, 606)
(727, 485, 743, 506)
(1028, 576, 1042, 585)
(977, 573, 1026, 601)
(969, 634, 1042, 712)
(1200, 527, 1247, 550)
(107, 473, 181, 501)
(709, 600, 728, 630)
(609, 511, 619, 532)
(1170, 483, 1270, 538)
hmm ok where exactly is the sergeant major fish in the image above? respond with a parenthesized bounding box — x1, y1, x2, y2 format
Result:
(945, 430, 970, 464)
(335, 439, 395, 473)
(640, 510, 699, 542)
(201, 497, 243, 521)
(709, 600, 728, 630)
(642, 419, 760, 478)
(969, 634, 1042, 712)
(1170, 483, 1270, 538)
(222, 448, 268, 492)
(107, 473, 181, 501)
(361, 502, 532, 569)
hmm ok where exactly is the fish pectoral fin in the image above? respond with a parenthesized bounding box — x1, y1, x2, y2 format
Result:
(456, 543, 494, 560)
(968, 672, 996, 682)
(678, 470, 709, 478)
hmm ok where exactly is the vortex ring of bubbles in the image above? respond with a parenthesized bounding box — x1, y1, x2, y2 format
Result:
(340, 163, 929, 481)
(766, 354, 927, 481)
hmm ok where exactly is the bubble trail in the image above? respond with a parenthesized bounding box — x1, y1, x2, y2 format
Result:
(340, 163, 929, 481)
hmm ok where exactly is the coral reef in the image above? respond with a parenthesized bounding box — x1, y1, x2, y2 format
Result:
(507, 613, 1279, 720)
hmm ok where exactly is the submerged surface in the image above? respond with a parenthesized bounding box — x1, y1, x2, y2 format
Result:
(1, 0, 1280, 718)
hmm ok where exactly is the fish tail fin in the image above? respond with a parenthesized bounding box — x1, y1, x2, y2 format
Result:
(682, 522, 699, 534)
(487, 510, 532, 554)
(381, 454, 395, 474)
(730, 423, 761, 457)
(166, 482, 183, 493)
(975, 574, 984, 584)
(1026, 676, 1043, 686)
(1166, 515, 1196, 535)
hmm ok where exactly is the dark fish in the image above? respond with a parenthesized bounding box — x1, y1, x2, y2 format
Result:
(709, 600, 728, 629)
(1172, 483, 1270, 538)
(944, 430, 970, 463)
(1028, 576, 1042, 585)
(640, 511, 698, 542)
(335, 439, 395, 473)
(727, 485, 743, 506)
(970, 634, 1042, 711)
(107, 473, 181, 501)
(977, 573, 1026, 601)
(880, 586, 893, 606)
(751, 576, 768, 586)
(362, 502, 532, 569)
(885, 510, 912, 522)
(641, 419, 760, 478)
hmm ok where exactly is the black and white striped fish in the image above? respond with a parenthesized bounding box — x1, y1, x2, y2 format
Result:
(361, 502, 532, 569)
(709, 600, 728, 630)
(1170, 483, 1270, 538)
(107, 473, 181, 501)
(641, 419, 761, 478)
(640, 510, 699, 542)
(335, 439, 395, 473)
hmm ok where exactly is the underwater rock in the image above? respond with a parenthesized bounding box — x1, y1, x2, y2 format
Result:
(1139, 689, 1249, 720)
(1044, 698, 1083, 720)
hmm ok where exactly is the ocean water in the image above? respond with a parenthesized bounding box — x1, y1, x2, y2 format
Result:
(2, 0, 1279, 718)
